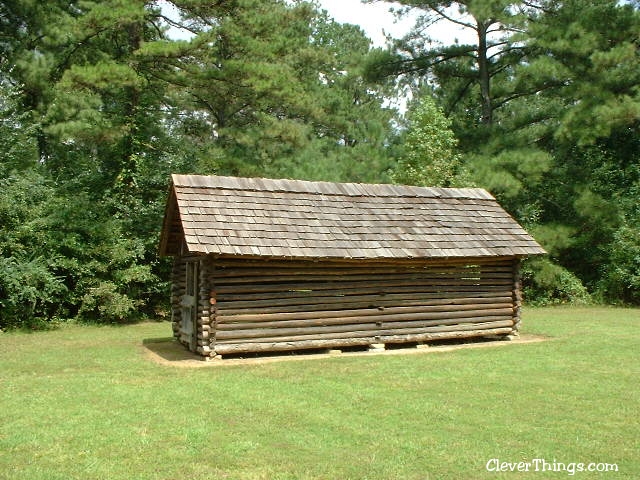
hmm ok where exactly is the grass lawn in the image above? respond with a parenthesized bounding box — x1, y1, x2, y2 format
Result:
(0, 306, 638, 479)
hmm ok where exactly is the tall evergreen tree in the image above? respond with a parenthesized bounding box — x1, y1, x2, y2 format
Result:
(0, 0, 400, 327)
(518, 0, 640, 300)
(162, 0, 396, 181)
(366, 0, 543, 129)
(368, 0, 640, 303)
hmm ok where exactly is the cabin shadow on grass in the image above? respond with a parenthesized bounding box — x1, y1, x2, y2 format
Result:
(142, 337, 203, 364)
(142, 333, 548, 366)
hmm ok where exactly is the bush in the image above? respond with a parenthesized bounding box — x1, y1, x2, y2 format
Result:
(0, 256, 68, 329)
(78, 281, 139, 323)
(598, 224, 640, 304)
(522, 257, 591, 305)
(0, 169, 166, 328)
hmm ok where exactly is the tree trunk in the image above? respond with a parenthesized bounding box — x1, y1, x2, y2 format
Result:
(120, 22, 142, 186)
(477, 20, 493, 125)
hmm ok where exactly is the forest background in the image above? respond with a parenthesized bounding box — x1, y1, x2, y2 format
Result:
(1, 0, 638, 329)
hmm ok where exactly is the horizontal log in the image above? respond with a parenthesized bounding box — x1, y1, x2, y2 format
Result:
(213, 274, 513, 289)
(221, 319, 515, 344)
(215, 279, 513, 296)
(212, 259, 512, 273)
(215, 337, 374, 354)
(211, 267, 514, 280)
(216, 314, 513, 339)
(217, 310, 513, 332)
(216, 313, 514, 341)
(196, 345, 211, 355)
(213, 275, 512, 293)
(211, 257, 514, 270)
(216, 286, 512, 303)
(216, 294, 514, 315)
(214, 325, 514, 352)
(378, 327, 514, 345)
(212, 270, 513, 284)
(217, 302, 513, 324)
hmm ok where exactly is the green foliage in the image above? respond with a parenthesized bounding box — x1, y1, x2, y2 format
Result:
(2, 0, 639, 331)
(528, 224, 576, 257)
(370, 0, 640, 304)
(0, 256, 67, 329)
(0, 0, 398, 328)
(0, 96, 62, 328)
(78, 281, 139, 323)
(392, 96, 463, 187)
(465, 148, 552, 202)
(0, 167, 162, 328)
(527, 0, 640, 146)
(599, 223, 640, 304)
(165, 1, 396, 181)
(42, 192, 163, 323)
(522, 257, 591, 306)
(0, 88, 39, 172)
(0, 171, 62, 328)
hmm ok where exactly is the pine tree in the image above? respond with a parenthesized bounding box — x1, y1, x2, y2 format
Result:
(369, 0, 640, 303)
(165, 0, 396, 181)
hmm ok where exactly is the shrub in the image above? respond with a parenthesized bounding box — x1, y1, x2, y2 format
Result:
(78, 281, 139, 323)
(598, 224, 640, 304)
(522, 257, 591, 305)
(0, 256, 68, 329)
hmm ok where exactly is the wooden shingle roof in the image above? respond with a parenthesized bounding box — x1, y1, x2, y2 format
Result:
(159, 174, 545, 260)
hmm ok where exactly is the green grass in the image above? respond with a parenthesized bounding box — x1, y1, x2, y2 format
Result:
(1, 306, 638, 479)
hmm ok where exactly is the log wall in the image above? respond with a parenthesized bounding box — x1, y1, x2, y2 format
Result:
(204, 257, 522, 356)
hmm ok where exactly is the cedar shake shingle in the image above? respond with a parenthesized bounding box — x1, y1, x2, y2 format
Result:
(159, 174, 545, 259)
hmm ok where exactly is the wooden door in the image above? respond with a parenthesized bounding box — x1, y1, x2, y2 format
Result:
(181, 260, 199, 351)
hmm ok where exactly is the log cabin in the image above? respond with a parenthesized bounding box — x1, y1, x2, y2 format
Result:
(158, 174, 545, 358)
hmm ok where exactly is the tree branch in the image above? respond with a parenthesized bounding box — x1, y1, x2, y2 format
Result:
(488, 44, 527, 61)
(390, 47, 477, 75)
(150, 13, 200, 36)
(444, 77, 476, 115)
(53, 27, 111, 82)
(492, 82, 563, 110)
(521, 0, 555, 15)
(430, 5, 476, 31)
(486, 25, 526, 35)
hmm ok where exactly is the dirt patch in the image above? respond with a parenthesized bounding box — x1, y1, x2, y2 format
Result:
(142, 334, 549, 368)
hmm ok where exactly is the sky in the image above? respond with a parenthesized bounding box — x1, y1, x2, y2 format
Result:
(316, 0, 477, 47)
(160, 0, 477, 48)
(316, 0, 417, 47)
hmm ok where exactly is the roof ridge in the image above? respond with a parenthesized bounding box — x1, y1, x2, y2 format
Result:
(170, 174, 495, 200)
